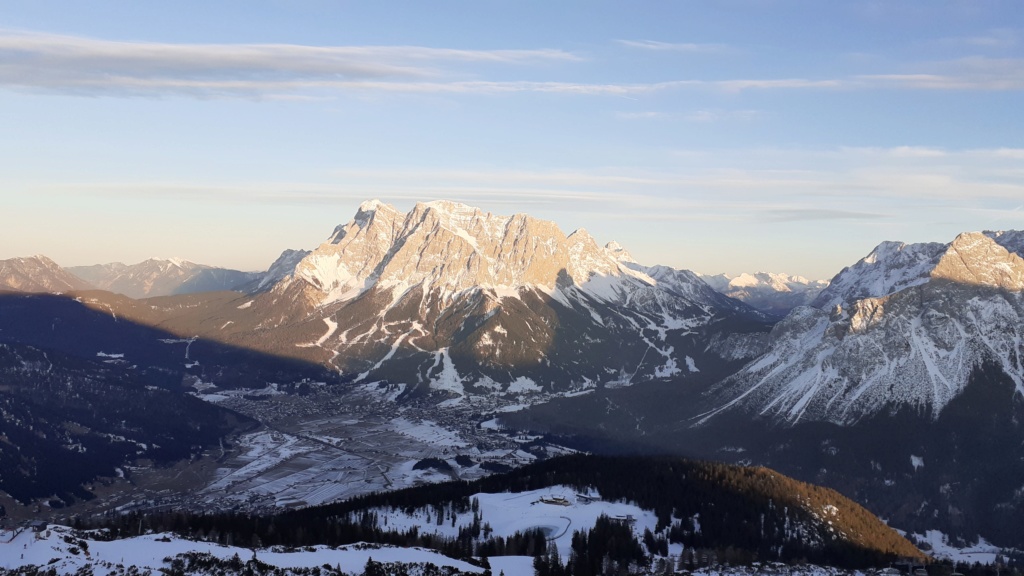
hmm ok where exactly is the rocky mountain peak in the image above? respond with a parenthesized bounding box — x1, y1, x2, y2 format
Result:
(256, 248, 311, 291)
(813, 232, 1024, 311)
(605, 241, 636, 263)
(287, 200, 641, 306)
(812, 240, 947, 310)
(931, 231, 1024, 290)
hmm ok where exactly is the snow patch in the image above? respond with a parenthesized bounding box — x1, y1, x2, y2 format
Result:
(685, 356, 700, 373)
(506, 376, 542, 395)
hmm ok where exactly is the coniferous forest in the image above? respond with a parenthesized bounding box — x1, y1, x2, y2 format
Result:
(78, 455, 924, 572)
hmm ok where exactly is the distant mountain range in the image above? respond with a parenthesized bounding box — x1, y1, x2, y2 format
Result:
(67, 258, 259, 298)
(1, 201, 1023, 554)
(700, 272, 829, 316)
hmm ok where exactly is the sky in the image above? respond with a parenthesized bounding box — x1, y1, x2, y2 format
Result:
(2, 0, 1023, 280)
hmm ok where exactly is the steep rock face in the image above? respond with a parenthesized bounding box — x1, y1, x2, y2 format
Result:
(702, 231, 1024, 425)
(289, 200, 642, 304)
(225, 200, 774, 398)
(931, 231, 1024, 290)
(0, 255, 94, 293)
(69, 258, 257, 298)
(240, 248, 312, 293)
(702, 272, 829, 316)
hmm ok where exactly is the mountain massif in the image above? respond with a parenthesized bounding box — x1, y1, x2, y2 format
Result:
(135, 200, 774, 399)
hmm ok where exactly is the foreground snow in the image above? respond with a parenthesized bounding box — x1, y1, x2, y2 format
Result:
(0, 523, 881, 576)
(5, 487, 995, 576)
(0, 525, 485, 576)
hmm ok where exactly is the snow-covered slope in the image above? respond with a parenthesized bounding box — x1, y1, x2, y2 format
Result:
(702, 230, 1024, 425)
(0, 255, 94, 293)
(0, 524, 487, 576)
(810, 241, 947, 311)
(254, 248, 311, 291)
(205, 200, 772, 397)
(69, 258, 257, 298)
(701, 272, 829, 315)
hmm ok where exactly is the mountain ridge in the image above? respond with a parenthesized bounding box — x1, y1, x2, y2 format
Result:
(0, 255, 95, 293)
(701, 230, 1024, 426)
(68, 258, 259, 298)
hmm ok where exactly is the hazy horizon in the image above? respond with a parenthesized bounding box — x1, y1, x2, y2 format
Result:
(3, 1, 1023, 280)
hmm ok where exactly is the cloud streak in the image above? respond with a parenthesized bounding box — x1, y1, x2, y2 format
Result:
(616, 39, 729, 53)
(763, 208, 886, 222)
(0, 30, 580, 96)
(2, 31, 1023, 99)
(861, 57, 1024, 90)
(0, 30, 937, 99)
(47, 145, 1024, 214)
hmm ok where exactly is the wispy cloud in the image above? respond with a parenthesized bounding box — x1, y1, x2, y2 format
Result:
(616, 39, 729, 53)
(617, 109, 760, 123)
(4, 30, 1023, 99)
(862, 57, 1024, 90)
(616, 111, 666, 120)
(989, 148, 1024, 159)
(939, 28, 1018, 49)
(0, 29, 842, 99)
(79, 145, 1021, 206)
(763, 209, 886, 222)
(0, 30, 580, 97)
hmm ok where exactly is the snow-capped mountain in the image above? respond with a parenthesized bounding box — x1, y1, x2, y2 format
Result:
(701, 272, 829, 316)
(701, 230, 1024, 425)
(69, 258, 258, 298)
(0, 255, 94, 293)
(209, 200, 773, 397)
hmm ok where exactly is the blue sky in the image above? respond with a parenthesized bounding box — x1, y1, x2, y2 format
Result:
(2, 1, 1022, 280)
